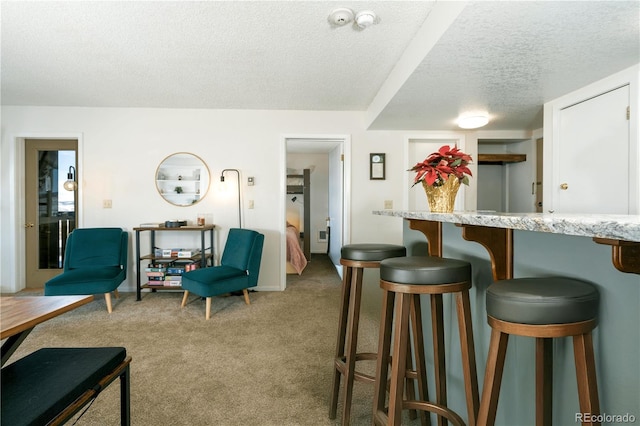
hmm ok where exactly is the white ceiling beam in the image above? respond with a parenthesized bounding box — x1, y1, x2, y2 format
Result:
(364, 2, 467, 129)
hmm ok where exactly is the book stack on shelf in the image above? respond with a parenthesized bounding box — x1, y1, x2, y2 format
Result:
(145, 260, 199, 287)
(153, 248, 201, 258)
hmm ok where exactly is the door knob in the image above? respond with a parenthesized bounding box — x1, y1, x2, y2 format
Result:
(24, 222, 35, 228)
(560, 183, 569, 190)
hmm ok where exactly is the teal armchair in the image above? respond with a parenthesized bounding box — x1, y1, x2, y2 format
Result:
(180, 228, 264, 319)
(44, 228, 128, 313)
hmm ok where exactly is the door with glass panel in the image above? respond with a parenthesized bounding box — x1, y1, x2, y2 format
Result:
(25, 139, 78, 288)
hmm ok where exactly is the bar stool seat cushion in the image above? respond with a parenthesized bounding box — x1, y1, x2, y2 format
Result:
(486, 277, 599, 325)
(380, 256, 471, 284)
(1, 347, 126, 426)
(341, 244, 406, 262)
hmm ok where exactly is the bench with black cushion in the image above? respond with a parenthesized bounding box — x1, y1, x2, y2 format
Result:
(1, 347, 131, 426)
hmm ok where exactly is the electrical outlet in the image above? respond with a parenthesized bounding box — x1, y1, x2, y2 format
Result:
(384, 200, 393, 209)
(248, 200, 254, 209)
(103, 199, 112, 209)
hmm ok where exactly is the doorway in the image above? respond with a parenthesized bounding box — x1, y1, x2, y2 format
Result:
(282, 136, 350, 289)
(24, 139, 78, 288)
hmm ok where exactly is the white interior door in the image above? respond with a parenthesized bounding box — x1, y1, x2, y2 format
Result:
(327, 144, 343, 268)
(555, 85, 630, 213)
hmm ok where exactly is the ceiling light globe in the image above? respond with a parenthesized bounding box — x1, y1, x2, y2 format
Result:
(458, 115, 489, 129)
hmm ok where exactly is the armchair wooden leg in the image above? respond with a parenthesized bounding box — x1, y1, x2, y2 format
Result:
(113, 289, 120, 299)
(181, 291, 190, 308)
(206, 297, 212, 320)
(243, 289, 251, 305)
(105, 293, 113, 313)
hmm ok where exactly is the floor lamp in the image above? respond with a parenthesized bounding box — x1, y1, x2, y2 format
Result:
(220, 169, 242, 229)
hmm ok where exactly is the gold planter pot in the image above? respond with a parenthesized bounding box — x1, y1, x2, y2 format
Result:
(422, 176, 461, 213)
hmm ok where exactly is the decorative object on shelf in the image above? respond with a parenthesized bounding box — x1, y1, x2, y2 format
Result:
(370, 153, 385, 180)
(220, 168, 242, 228)
(155, 152, 210, 207)
(164, 220, 187, 228)
(409, 145, 472, 213)
(63, 165, 77, 191)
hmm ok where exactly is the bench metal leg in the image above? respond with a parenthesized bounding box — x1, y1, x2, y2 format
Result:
(121, 364, 131, 426)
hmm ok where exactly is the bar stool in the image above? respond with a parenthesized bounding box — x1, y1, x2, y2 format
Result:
(373, 256, 479, 426)
(477, 277, 600, 426)
(330, 243, 407, 425)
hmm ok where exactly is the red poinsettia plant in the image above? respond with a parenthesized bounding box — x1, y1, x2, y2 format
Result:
(409, 145, 473, 187)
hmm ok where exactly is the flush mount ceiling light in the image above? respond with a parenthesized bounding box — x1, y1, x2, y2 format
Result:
(328, 7, 354, 26)
(457, 114, 490, 129)
(354, 10, 378, 29)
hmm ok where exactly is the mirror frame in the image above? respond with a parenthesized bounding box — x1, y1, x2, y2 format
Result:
(155, 152, 210, 206)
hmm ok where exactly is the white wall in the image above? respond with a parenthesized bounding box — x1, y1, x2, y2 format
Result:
(1, 106, 409, 293)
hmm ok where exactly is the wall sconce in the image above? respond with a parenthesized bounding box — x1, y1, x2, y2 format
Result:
(220, 169, 242, 228)
(63, 166, 77, 191)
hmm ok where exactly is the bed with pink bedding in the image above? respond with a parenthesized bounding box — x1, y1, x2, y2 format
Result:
(286, 222, 307, 275)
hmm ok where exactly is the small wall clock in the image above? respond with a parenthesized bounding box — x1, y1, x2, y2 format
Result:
(370, 153, 385, 180)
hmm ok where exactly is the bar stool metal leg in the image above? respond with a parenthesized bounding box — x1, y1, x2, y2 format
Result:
(410, 294, 430, 426)
(330, 243, 407, 425)
(341, 266, 365, 425)
(430, 294, 447, 426)
(477, 329, 508, 426)
(373, 284, 395, 425)
(536, 337, 553, 426)
(456, 290, 480, 426)
(573, 333, 600, 420)
(330, 265, 353, 420)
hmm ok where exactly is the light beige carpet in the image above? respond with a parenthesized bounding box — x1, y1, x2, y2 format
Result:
(6, 255, 422, 425)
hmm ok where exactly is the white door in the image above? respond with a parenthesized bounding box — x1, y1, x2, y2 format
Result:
(555, 85, 630, 213)
(327, 144, 343, 268)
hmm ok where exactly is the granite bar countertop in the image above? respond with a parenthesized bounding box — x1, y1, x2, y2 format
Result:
(373, 210, 640, 243)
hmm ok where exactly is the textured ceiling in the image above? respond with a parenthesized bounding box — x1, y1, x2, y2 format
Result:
(368, 1, 640, 130)
(1, 1, 639, 131)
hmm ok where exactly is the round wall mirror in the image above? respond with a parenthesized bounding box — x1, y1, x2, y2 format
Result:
(155, 152, 210, 206)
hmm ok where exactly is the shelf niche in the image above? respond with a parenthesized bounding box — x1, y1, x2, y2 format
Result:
(477, 153, 527, 165)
